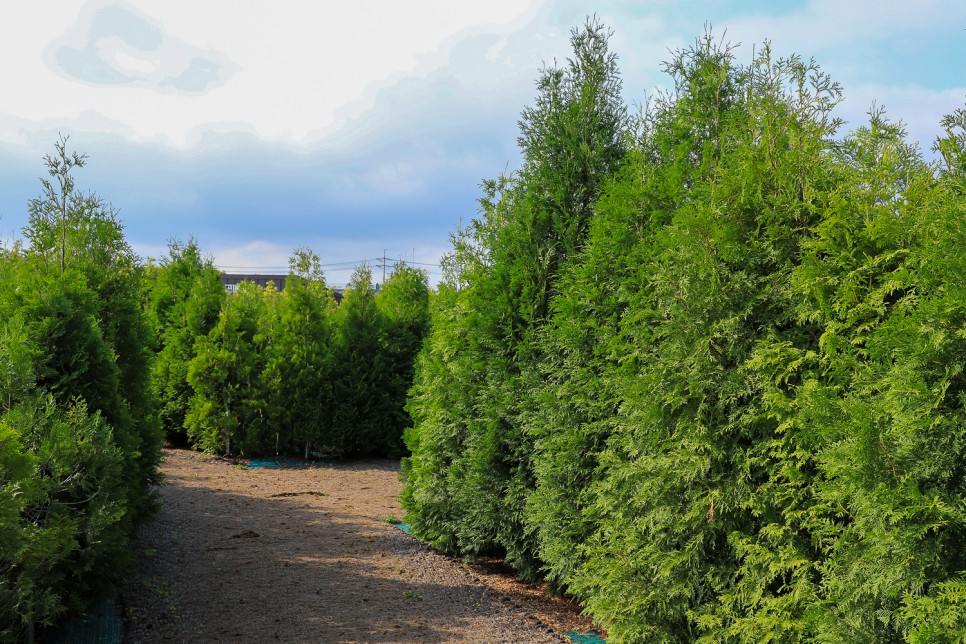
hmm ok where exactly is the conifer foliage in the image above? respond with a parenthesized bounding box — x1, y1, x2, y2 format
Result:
(403, 17, 628, 579)
(164, 257, 430, 459)
(0, 138, 160, 640)
(0, 142, 431, 640)
(146, 238, 226, 445)
(403, 23, 966, 642)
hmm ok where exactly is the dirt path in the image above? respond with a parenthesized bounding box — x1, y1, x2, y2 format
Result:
(120, 449, 590, 643)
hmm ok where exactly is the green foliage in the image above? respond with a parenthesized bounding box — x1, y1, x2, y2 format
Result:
(376, 263, 430, 456)
(403, 21, 966, 643)
(760, 109, 966, 640)
(404, 16, 628, 579)
(552, 41, 843, 641)
(0, 315, 36, 413)
(330, 264, 394, 455)
(171, 250, 428, 459)
(263, 247, 333, 457)
(186, 280, 268, 455)
(22, 138, 161, 519)
(0, 398, 128, 640)
(147, 238, 226, 444)
(401, 281, 478, 553)
(0, 139, 160, 638)
(524, 148, 654, 592)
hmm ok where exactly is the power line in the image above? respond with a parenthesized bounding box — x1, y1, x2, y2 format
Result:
(216, 257, 441, 272)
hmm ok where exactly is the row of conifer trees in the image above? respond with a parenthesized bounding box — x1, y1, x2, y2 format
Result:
(146, 241, 430, 459)
(402, 20, 966, 641)
(0, 140, 162, 640)
(1, 144, 430, 639)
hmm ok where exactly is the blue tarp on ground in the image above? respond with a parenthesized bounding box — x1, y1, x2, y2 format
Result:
(389, 520, 412, 534)
(247, 457, 326, 469)
(43, 598, 123, 643)
(567, 629, 606, 643)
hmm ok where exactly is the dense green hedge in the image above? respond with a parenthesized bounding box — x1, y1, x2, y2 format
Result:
(150, 246, 431, 459)
(1, 141, 432, 638)
(0, 140, 161, 640)
(403, 21, 966, 642)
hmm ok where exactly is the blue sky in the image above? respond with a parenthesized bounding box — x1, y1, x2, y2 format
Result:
(1, 1, 963, 286)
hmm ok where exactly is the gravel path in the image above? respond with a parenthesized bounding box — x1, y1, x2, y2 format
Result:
(120, 449, 576, 643)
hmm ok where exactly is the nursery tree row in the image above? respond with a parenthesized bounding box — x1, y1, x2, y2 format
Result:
(0, 139, 161, 640)
(1, 141, 430, 638)
(146, 242, 430, 459)
(403, 19, 966, 642)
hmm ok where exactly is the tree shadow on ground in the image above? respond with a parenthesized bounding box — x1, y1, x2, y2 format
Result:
(121, 459, 552, 643)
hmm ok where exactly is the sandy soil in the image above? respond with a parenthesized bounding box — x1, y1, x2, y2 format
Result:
(120, 448, 597, 643)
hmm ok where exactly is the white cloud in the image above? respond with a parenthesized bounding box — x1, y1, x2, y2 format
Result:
(5, 1, 966, 283)
(211, 240, 291, 272)
(44, 1, 238, 94)
(837, 84, 966, 150)
(0, 0, 546, 147)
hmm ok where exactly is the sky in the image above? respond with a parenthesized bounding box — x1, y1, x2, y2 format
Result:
(0, 1, 964, 287)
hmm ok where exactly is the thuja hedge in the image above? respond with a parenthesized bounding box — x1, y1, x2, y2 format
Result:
(403, 21, 966, 642)
(2, 144, 432, 637)
(148, 246, 431, 459)
(0, 140, 161, 640)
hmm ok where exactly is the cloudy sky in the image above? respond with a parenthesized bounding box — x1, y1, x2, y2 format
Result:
(1, 1, 963, 286)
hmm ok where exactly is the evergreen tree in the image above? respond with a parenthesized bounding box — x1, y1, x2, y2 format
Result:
(147, 238, 226, 444)
(330, 264, 391, 454)
(569, 42, 844, 641)
(523, 33, 758, 593)
(1, 140, 160, 638)
(376, 262, 430, 456)
(22, 137, 161, 519)
(404, 16, 628, 577)
(263, 247, 333, 458)
(743, 107, 966, 640)
(186, 280, 268, 455)
(521, 48, 966, 641)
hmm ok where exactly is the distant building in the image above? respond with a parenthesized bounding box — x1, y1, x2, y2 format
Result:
(221, 273, 287, 293)
(220, 273, 345, 303)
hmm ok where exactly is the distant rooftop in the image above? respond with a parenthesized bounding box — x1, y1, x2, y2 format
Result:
(221, 273, 287, 293)
(220, 273, 344, 302)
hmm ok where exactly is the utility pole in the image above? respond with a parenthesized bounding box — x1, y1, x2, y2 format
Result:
(381, 249, 387, 285)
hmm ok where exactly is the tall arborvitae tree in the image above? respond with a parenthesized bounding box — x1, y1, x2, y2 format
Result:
(885, 105, 966, 641)
(147, 238, 226, 444)
(742, 108, 966, 640)
(1, 141, 160, 638)
(0, 257, 132, 637)
(569, 43, 849, 641)
(263, 247, 333, 458)
(329, 264, 391, 454)
(406, 24, 966, 641)
(523, 33, 755, 593)
(167, 250, 427, 459)
(375, 263, 430, 456)
(402, 223, 492, 553)
(185, 280, 268, 455)
(403, 17, 628, 577)
(523, 149, 654, 590)
(22, 137, 161, 519)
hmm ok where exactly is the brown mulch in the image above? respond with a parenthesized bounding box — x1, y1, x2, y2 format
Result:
(120, 448, 600, 643)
